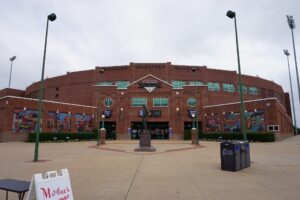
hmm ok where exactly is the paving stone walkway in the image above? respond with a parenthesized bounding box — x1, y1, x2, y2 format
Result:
(0, 136, 299, 200)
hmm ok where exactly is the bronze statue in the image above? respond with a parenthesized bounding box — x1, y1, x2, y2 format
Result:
(142, 105, 149, 130)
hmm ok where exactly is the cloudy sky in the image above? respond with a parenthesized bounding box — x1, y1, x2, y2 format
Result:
(0, 0, 299, 125)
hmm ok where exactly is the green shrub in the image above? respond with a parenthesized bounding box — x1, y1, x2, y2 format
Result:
(184, 130, 191, 140)
(199, 132, 275, 142)
(184, 129, 202, 140)
(28, 132, 97, 142)
(111, 131, 117, 140)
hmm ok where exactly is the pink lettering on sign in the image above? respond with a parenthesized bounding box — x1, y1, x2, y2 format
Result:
(40, 186, 71, 199)
(41, 188, 51, 199)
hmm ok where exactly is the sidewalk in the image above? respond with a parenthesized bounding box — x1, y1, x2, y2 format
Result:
(0, 136, 299, 200)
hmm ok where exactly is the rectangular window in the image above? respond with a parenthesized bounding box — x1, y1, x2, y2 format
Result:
(238, 85, 247, 93)
(267, 125, 279, 132)
(172, 81, 185, 89)
(116, 81, 129, 89)
(249, 86, 258, 95)
(98, 81, 113, 86)
(189, 81, 203, 86)
(207, 82, 220, 91)
(131, 98, 147, 107)
(223, 83, 235, 92)
(153, 98, 168, 107)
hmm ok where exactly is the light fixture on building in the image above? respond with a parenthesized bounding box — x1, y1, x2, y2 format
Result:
(211, 113, 214, 116)
(254, 109, 257, 112)
(120, 107, 124, 111)
(56, 110, 59, 113)
(222, 112, 225, 115)
(24, 107, 27, 110)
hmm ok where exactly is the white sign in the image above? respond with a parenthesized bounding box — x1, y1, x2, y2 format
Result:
(26, 169, 74, 200)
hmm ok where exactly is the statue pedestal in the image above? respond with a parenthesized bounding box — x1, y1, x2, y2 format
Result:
(135, 130, 156, 152)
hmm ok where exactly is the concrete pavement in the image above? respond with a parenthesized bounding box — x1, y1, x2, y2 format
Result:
(0, 136, 299, 200)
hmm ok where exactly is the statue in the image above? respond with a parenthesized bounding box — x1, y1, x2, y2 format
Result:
(142, 105, 149, 130)
(135, 105, 155, 152)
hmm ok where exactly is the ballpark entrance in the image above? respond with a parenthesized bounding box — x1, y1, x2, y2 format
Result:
(131, 122, 169, 139)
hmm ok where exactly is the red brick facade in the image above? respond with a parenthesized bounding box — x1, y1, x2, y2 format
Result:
(0, 62, 294, 141)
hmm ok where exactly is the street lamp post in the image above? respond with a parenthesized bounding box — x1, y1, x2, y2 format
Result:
(287, 16, 300, 103)
(34, 13, 57, 162)
(101, 114, 105, 129)
(226, 10, 247, 141)
(97, 68, 104, 146)
(191, 67, 199, 145)
(9, 56, 17, 88)
(284, 49, 298, 135)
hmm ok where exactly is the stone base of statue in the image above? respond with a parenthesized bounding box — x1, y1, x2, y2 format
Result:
(135, 130, 156, 152)
(191, 128, 199, 145)
(100, 128, 106, 145)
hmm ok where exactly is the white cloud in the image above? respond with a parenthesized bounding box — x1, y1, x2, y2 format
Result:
(0, 0, 299, 125)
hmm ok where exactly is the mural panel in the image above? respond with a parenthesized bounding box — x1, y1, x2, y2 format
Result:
(47, 112, 58, 132)
(224, 113, 240, 132)
(75, 114, 93, 132)
(12, 109, 38, 132)
(56, 113, 72, 132)
(206, 115, 221, 132)
(246, 111, 265, 132)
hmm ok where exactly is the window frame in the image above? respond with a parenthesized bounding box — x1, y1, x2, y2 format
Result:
(104, 97, 113, 107)
(131, 97, 147, 107)
(187, 97, 197, 107)
(116, 81, 129, 89)
(249, 86, 258, 95)
(153, 97, 169, 107)
(172, 81, 185, 89)
(223, 83, 235, 93)
(207, 82, 220, 91)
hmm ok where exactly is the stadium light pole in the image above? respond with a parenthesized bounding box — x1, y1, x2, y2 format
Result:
(34, 13, 57, 162)
(97, 68, 104, 146)
(226, 10, 247, 141)
(8, 56, 17, 88)
(283, 49, 298, 135)
(287, 15, 300, 103)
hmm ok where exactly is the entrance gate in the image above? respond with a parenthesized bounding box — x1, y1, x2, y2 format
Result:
(131, 122, 169, 139)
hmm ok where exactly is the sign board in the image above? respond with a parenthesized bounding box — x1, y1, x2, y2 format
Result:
(149, 110, 161, 117)
(138, 80, 162, 93)
(103, 109, 112, 118)
(26, 169, 74, 200)
(188, 110, 197, 118)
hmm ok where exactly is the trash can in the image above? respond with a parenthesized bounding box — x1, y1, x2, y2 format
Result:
(220, 141, 241, 172)
(245, 142, 251, 168)
(237, 141, 251, 169)
(239, 141, 247, 169)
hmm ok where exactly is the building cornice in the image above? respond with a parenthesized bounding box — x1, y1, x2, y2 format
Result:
(0, 96, 97, 109)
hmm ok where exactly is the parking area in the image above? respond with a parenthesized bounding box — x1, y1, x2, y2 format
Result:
(0, 136, 300, 200)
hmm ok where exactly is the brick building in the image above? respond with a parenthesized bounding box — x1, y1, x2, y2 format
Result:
(0, 62, 294, 142)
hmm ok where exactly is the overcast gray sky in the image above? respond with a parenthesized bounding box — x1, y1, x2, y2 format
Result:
(1, 0, 299, 126)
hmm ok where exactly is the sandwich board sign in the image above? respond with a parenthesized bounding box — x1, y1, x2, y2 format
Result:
(26, 169, 74, 200)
